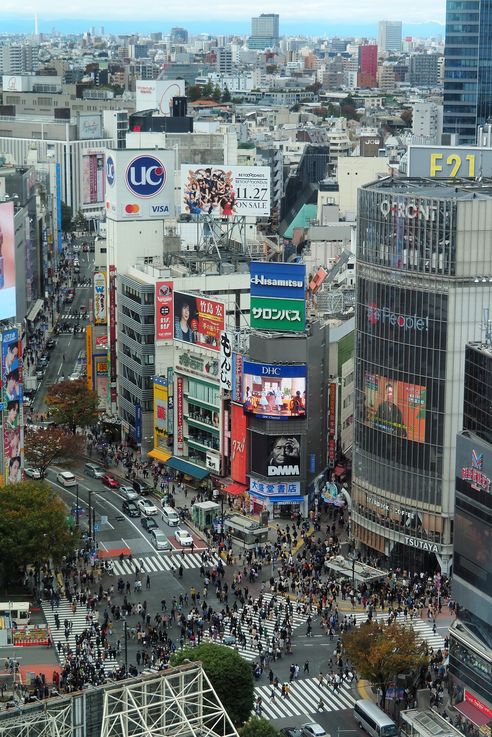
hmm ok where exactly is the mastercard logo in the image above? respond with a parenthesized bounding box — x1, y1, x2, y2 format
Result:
(125, 204, 140, 214)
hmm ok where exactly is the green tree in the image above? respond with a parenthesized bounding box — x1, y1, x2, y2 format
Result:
(187, 84, 202, 102)
(46, 379, 100, 434)
(202, 81, 214, 98)
(171, 644, 254, 725)
(240, 718, 279, 737)
(0, 482, 74, 585)
(342, 620, 428, 704)
(61, 201, 73, 232)
(73, 209, 88, 231)
(212, 85, 222, 102)
(221, 85, 231, 103)
(400, 108, 413, 127)
(24, 426, 83, 478)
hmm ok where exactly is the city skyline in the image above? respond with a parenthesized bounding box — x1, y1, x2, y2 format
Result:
(0, 0, 446, 33)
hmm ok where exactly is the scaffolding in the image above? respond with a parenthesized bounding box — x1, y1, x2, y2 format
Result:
(0, 702, 72, 737)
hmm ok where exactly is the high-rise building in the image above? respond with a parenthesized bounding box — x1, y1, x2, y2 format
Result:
(249, 13, 279, 50)
(216, 47, 233, 75)
(358, 45, 378, 88)
(408, 53, 439, 88)
(412, 101, 443, 144)
(443, 0, 491, 144)
(170, 27, 188, 44)
(449, 341, 492, 726)
(352, 177, 492, 573)
(377, 20, 402, 53)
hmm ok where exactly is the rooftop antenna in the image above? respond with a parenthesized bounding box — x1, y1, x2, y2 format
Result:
(482, 307, 492, 348)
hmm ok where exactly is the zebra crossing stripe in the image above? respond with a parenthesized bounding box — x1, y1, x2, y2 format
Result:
(109, 552, 224, 577)
(352, 612, 444, 650)
(254, 677, 356, 719)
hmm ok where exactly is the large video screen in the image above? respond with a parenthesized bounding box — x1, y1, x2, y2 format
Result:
(0, 202, 17, 321)
(454, 508, 492, 596)
(251, 433, 301, 478)
(362, 373, 426, 442)
(242, 361, 306, 420)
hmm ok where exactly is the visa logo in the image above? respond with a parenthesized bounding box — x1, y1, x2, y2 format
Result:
(151, 205, 169, 213)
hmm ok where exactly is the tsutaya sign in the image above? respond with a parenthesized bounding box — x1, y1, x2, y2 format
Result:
(380, 199, 438, 222)
(404, 536, 441, 554)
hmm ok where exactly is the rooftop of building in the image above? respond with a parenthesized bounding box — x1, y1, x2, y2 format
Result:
(364, 176, 492, 200)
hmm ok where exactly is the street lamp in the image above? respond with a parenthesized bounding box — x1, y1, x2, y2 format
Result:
(124, 621, 128, 675)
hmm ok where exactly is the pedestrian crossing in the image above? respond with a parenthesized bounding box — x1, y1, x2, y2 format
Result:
(41, 599, 119, 675)
(352, 611, 445, 651)
(254, 675, 356, 719)
(108, 551, 225, 577)
(211, 593, 314, 662)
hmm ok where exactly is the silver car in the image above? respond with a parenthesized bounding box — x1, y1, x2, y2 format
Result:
(119, 485, 139, 501)
(151, 530, 171, 551)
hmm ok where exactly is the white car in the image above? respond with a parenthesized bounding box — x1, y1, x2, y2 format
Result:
(72, 243, 80, 252)
(56, 471, 77, 487)
(25, 467, 42, 479)
(302, 725, 327, 737)
(137, 498, 158, 516)
(120, 485, 139, 501)
(174, 528, 194, 547)
(151, 530, 171, 551)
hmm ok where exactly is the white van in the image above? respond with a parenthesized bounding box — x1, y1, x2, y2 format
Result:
(353, 700, 398, 737)
(162, 506, 180, 526)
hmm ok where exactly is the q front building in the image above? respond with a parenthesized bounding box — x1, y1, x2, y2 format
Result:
(352, 178, 492, 573)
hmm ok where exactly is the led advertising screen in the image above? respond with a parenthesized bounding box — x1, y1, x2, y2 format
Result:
(362, 373, 426, 442)
(2, 328, 23, 484)
(242, 361, 306, 420)
(250, 433, 301, 478)
(82, 153, 105, 205)
(181, 165, 271, 217)
(0, 202, 17, 321)
(231, 403, 248, 485)
(454, 508, 492, 597)
(173, 291, 225, 352)
(155, 280, 174, 341)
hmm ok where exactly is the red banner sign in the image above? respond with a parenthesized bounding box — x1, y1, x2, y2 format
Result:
(108, 265, 117, 406)
(328, 382, 337, 468)
(231, 403, 247, 484)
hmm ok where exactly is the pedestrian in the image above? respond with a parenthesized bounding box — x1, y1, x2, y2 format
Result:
(304, 660, 310, 674)
(146, 574, 151, 590)
(317, 697, 324, 712)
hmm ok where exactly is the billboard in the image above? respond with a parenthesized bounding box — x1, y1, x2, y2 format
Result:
(362, 373, 426, 442)
(251, 433, 301, 478)
(108, 265, 117, 408)
(232, 352, 243, 404)
(104, 149, 175, 220)
(78, 113, 103, 140)
(250, 262, 306, 300)
(136, 79, 185, 116)
(93, 271, 107, 325)
(181, 165, 271, 217)
(155, 280, 174, 341)
(250, 296, 306, 332)
(454, 506, 492, 598)
(407, 145, 492, 179)
(173, 291, 225, 352)
(82, 153, 105, 204)
(153, 379, 169, 451)
(250, 477, 301, 496)
(242, 361, 306, 419)
(231, 403, 247, 485)
(176, 376, 184, 454)
(328, 381, 337, 468)
(2, 328, 23, 484)
(0, 202, 17, 321)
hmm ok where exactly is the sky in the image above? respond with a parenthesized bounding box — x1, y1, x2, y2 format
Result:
(0, 0, 446, 36)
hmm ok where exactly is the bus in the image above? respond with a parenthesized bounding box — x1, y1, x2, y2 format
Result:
(353, 699, 398, 737)
(0, 601, 31, 626)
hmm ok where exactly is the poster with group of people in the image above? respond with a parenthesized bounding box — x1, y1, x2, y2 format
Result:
(2, 328, 23, 484)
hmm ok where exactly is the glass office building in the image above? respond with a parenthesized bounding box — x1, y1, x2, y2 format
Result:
(352, 178, 492, 572)
(450, 343, 492, 725)
(443, 0, 492, 143)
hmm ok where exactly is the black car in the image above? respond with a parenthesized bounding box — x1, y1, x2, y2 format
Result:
(46, 338, 56, 350)
(122, 500, 140, 517)
(280, 729, 303, 737)
(141, 516, 158, 532)
(132, 479, 152, 495)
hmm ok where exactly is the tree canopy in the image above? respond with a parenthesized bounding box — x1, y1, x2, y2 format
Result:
(0, 482, 74, 584)
(46, 379, 100, 433)
(342, 620, 428, 703)
(170, 643, 254, 725)
(240, 718, 279, 737)
(24, 426, 83, 477)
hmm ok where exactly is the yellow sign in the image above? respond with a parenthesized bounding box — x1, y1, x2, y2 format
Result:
(86, 324, 93, 390)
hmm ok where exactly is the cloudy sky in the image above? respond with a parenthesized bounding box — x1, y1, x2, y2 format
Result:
(0, 0, 445, 26)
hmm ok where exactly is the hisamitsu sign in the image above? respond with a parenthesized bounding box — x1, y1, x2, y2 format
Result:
(250, 262, 306, 300)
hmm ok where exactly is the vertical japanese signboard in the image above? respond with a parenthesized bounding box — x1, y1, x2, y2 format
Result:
(328, 381, 337, 468)
(176, 376, 184, 454)
(219, 332, 232, 391)
(108, 265, 117, 407)
(155, 280, 174, 340)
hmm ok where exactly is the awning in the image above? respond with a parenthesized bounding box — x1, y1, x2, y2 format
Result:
(27, 298, 44, 322)
(223, 483, 248, 496)
(455, 700, 492, 727)
(148, 448, 172, 463)
(249, 491, 304, 504)
(166, 457, 209, 480)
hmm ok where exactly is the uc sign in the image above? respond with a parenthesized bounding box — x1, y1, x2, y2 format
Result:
(125, 155, 167, 197)
(408, 145, 492, 179)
